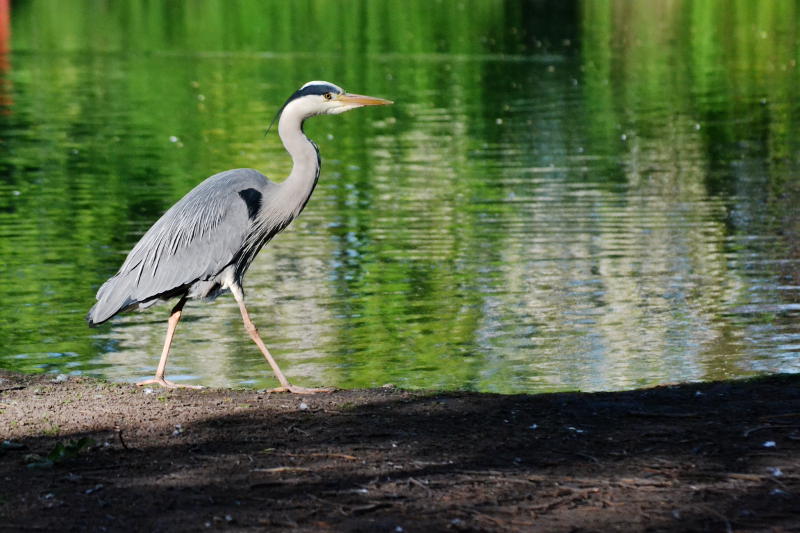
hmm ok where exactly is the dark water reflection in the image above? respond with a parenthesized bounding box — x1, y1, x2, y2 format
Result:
(1, 1, 799, 392)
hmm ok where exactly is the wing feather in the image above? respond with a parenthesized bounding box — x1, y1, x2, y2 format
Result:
(87, 169, 271, 325)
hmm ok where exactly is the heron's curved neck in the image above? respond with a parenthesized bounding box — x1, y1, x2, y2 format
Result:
(277, 106, 320, 217)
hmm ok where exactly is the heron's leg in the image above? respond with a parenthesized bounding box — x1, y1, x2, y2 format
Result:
(137, 296, 202, 390)
(230, 284, 333, 394)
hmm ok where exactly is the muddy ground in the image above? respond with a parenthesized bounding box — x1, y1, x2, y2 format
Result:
(1, 371, 799, 532)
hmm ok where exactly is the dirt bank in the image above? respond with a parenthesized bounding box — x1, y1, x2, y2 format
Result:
(1, 370, 799, 532)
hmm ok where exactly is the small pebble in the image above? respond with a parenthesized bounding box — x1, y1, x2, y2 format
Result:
(766, 467, 783, 477)
(298, 402, 309, 411)
(763, 440, 777, 448)
(85, 484, 104, 495)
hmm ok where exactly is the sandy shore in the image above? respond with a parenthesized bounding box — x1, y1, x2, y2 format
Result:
(1, 370, 798, 531)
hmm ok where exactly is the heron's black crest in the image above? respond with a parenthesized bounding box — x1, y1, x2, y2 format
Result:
(286, 82, 343, 103)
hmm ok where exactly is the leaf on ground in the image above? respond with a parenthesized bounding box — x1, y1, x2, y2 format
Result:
(26, 438, 95, 469)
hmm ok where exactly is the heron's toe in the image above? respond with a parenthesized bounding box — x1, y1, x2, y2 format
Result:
(136, 378, 203, 390)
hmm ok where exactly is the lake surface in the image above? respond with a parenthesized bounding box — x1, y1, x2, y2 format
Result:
(1, 1, 799, 392)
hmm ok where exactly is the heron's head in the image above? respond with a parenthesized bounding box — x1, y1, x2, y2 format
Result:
(282, 81, 393, 118)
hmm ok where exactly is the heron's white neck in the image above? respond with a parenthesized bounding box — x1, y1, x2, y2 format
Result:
(276, 103, 321, 218)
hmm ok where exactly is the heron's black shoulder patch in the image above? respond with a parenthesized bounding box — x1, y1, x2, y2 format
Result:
(238, 188, 262, 220)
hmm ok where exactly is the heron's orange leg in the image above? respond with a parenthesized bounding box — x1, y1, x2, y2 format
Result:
(137, 297, 202, 390)
(230, 286, 333, 394)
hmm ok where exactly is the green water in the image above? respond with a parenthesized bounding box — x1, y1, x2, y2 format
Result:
(1, 1, 799, 392)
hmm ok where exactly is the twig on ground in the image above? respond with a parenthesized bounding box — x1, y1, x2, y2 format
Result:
(407, 477, 432, 495)
(743, 424, 800, 437)
(114, 423, 129, 450)
(760, 412, 800, 420)
(279, 451, 358, 461)
(627, 410, 700, 418)
(252, 466, 311, 473)
(574, 452, 599, 463)
(284, 424, 310, 436)
(699, 505, 733, 533)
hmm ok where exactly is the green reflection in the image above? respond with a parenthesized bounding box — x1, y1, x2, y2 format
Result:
(0, 0, 799, 392)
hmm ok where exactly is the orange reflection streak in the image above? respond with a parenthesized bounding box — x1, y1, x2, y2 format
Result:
(0, 0, 12, 113)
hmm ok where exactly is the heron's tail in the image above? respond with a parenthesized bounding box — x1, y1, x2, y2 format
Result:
(86, 275, 138, 327)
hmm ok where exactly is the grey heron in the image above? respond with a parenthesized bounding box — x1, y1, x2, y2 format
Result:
(87, 81, 392, 392)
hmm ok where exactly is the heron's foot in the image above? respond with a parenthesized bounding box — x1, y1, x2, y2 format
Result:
(268, 384, 335, 394)
(136, 377, 204, 390)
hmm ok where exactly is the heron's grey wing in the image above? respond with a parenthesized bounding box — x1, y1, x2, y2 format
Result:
(88, 169, 270, 325)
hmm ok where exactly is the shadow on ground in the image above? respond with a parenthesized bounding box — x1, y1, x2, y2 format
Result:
(1, 371, 798, 531)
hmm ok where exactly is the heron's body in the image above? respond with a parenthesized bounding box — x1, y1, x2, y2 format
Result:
(88, 164, 317, 324)
(87, 81, 391, 391)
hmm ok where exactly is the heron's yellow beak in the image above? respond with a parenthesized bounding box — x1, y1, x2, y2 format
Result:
(337, 93, 393, 106)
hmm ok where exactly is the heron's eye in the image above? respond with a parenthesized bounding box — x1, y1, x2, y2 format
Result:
(323, 93, 333, 101)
